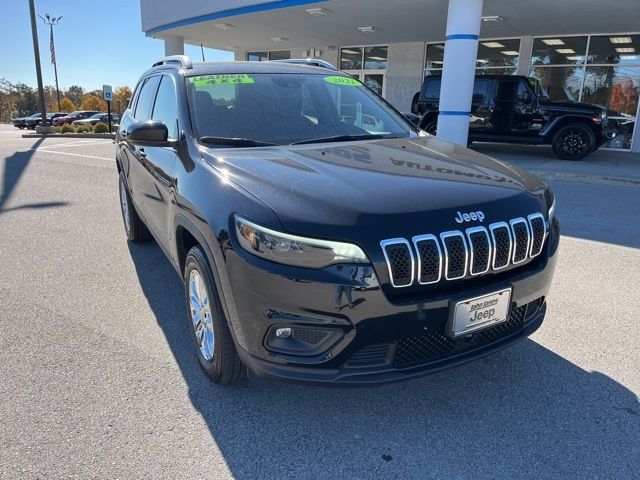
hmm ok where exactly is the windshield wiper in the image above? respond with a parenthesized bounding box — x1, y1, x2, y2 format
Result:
(290, 134, 390, 145)
(198, 136, 278, 147)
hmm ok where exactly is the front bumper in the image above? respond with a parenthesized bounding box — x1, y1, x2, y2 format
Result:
(223, 219, 559, 385)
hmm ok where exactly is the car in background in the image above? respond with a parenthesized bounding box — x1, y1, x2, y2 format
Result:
(412, 74, 617, 160)
(24, 112, 66, 129)
(53, 110, 100, 126)
(72, 113, 119, 126)
(11, 113, 42, 129)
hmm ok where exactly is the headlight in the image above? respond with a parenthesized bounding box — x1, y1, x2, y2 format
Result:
(235, 215, 369, 268)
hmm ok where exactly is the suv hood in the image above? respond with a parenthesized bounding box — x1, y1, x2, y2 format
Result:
(203, 136, 548, 240)
(539, 99, 601, 113)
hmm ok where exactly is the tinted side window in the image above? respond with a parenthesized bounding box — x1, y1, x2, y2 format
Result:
(472, 80, 489, 104)
(423, 79, 441, 100)
(516, 81, 533, 104)
(134, 76, 160, 121)
(151, 76, 179, 139)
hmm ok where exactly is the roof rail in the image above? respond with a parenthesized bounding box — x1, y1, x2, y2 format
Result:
(271, 58, 337, 70)
(152, 55, 193, 69)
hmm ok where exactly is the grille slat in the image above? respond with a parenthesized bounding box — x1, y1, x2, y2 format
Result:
(510, 218, 531, 264)
(381, 213, 548, 288)
(441, 232, 468, 280)
(412, 234, 442, 284)
(381, 239, 413, 287)
(467, 227, 491, 275)
(489, 222, 512, 270)
(528, 213, 546, 257)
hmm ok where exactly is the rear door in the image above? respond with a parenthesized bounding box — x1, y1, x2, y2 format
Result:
(489, 78, 519, 135)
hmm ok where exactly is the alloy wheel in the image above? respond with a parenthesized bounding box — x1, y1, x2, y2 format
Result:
(559, 128, 589, 158)
(189, 269, 215, 362)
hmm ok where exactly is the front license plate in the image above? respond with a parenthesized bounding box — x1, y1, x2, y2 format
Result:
(449, 288, 512, 338)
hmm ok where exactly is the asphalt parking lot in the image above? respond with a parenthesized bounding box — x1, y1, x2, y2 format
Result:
(0, 123, 638, 479)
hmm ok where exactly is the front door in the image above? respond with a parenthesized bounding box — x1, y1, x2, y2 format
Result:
(138, 75, 179, 251)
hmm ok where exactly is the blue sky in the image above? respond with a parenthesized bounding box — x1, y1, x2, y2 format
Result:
(0, 0, 233, 91)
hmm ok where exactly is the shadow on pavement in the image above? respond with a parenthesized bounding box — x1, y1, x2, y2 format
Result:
(0, 137, 69, 214)
(128, 241, 639, 479)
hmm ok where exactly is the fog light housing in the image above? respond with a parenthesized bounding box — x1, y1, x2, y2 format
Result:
(264, 325, 344, 357)
(275, 327, 292, 338)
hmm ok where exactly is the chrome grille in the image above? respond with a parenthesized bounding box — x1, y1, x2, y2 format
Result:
(380, 213, 548, 288)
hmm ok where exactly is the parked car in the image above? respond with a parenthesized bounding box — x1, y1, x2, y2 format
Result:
(54, 110, 100, 126)
(72, 113, 119, 126)
(116, 57, 558, 385)
(24, 112, 66, 129)
(11, 113, 42, 129)
(412, 75, 617, 160)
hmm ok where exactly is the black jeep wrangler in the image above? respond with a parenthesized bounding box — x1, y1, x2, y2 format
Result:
(412, 75, 616, 160)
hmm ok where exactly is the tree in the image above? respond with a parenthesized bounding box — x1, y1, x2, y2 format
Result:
(59, 97, 75, 113)
(80, 93, 107, 112)
(113, 86, 132, 115)
(65, 85, 84, 107)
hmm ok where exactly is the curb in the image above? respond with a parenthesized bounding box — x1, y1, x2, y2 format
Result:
(21, 133, 115, 139)
(532, 170, 640, 189)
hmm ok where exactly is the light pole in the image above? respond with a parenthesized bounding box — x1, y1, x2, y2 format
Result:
(28, 0, 47, 127)
(39, 13, 62, 112)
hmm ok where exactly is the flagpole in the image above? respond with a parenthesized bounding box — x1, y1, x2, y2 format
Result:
(50, 24, 61, 112)
(39, 14, 62, 112)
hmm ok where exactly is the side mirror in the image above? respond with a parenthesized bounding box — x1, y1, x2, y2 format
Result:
(126, 120, 172, 147)
(402, 112, 421, 126)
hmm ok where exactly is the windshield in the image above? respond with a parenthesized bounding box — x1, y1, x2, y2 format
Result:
(186, 73, 412, 145)
(89, 114, 103, 119)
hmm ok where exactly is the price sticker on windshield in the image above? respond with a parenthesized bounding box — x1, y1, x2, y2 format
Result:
(189, 74, 255, 86)
(324, 76, 362, 87)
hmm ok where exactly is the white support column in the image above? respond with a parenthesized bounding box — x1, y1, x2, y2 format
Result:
(164, 36, 184, 56)
(516, 36, 533, 76)
(436, 0, 483, 146)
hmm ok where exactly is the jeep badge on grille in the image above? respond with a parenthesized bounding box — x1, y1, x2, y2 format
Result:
(455, 210, 485, 223)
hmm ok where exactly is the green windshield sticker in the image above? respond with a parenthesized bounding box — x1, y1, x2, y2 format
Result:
(189, 74, 255, 86)
(324, 76, 362, 87)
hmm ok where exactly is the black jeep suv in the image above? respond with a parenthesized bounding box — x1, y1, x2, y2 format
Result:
(116, 56, 558, 385)
(412, 74, 615, 160)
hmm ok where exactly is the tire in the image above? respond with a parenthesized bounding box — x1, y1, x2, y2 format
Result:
(551, 123, 595, 160)
(118, 173, 150, 242)
(184, 245, 245, 384)
(423, 120, 438, 136)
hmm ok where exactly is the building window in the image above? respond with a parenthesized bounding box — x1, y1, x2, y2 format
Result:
(530, 34, 640, 150)
(339, 46, 388, 96)
(247, 51, 290, 61)
(425, 38, 520, 76)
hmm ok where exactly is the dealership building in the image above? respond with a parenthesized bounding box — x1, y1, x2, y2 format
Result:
(140, 0, 640, 152)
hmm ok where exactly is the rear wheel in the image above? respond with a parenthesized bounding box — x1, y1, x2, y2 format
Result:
(118, 173, 150, 242)
(184, 245, 245, 384)
(551, 123, 595, 160)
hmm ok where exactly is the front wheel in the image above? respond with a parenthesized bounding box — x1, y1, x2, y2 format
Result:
(184, 246, 245, 384)
(551, 123, 595, 160)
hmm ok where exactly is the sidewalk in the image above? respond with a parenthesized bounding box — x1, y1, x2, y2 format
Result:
(472, 143, 640, 188)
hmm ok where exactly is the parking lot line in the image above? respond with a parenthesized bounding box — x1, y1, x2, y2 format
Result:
(35, 148, 114, 162)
